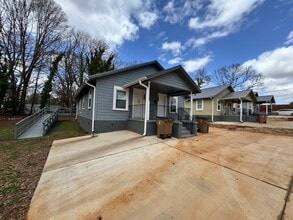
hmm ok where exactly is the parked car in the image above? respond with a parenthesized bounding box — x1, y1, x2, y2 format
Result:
(274, 109, 293, 116)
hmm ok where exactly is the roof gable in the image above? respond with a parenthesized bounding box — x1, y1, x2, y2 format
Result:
(193, 85, 233, 99)
(221, 89, 257, 102)
(123, 65, 201, 94)
(257, 95, 276, 103)
(88, 60, 164, 81)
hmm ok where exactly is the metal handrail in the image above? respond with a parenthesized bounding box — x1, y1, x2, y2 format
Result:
(15, 108, 47, 139)
(42, 108, 58, 135)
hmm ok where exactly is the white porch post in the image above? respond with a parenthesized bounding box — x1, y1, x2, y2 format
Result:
(190, 92, 193, 120)
(139, 79, 150, 136)
(266, 102, 268, 115)
(210, 97, 214, 122)
(146, 81, 150, 120)
(239, 98, 243, 123)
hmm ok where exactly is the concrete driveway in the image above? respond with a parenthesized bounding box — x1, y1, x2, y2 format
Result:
(27, 128, 293, 220)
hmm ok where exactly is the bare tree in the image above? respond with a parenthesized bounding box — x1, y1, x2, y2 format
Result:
(193, 68, 210, 88)
(211, 64, 263, 90)
(0, 0, 68, 114)
(54, 29, 116, 108)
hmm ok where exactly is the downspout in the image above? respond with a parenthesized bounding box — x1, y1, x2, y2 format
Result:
(139, 78, 149, 136)
(239, 98, 243, 123)
(210, 97, 214, 122)
(85, 81, 96, 137)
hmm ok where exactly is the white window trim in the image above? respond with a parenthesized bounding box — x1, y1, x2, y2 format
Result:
(196, 99, 204, 110)
(169, 96, 178, 113)
(113, 86, 129, 111)
(217, 99, 221, 111)
(88, 89, 92, 109)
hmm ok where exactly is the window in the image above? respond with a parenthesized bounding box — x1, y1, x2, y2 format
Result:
(88, 89, 92, 109)
(169, 97, 178, 113)
(113, 86, 129, 111)
(217, 99, 221, 111)
(82, 96, 85, 109)
(196, 99, 203, 110)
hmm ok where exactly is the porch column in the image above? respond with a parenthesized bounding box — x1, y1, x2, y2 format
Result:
(265, 102, 268, 115)
(210, 97, 214, 122)
(146, 81, 150, 120)
(239, 98, 243, 123)
(190, 92, 193, 120)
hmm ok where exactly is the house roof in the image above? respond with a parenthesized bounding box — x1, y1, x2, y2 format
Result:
(75, 60, 164, 98)
(123, 65, 201, 94)
(88, 60, 164, 81)
(192, 85, 233, 99)
(257, 95, 276, 104)
(221, 89, 257, 102)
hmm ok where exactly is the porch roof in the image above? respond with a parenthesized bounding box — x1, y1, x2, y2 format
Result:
(221, 89, 257, 102)
(123, 65, 201, 96)
(257, 95, 276, 104)
(191, 85, 233, 99)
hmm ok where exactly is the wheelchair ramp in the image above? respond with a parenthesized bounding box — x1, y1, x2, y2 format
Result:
(18, 114, 51, 139)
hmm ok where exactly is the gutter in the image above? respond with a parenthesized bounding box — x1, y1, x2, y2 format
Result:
(138, 77, 150, 136)
(85, 81, 96, 137)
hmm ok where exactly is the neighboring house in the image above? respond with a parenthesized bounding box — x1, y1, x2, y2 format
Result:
(185, 86, 258, 122)
(185, 85, 234, 122)
(75, 60, 201, 138)
(221, 89, 257, 122)
(256, 95, 276, 114)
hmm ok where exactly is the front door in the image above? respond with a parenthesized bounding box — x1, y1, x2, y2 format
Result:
(133, 88, 145, 118)
(157, 93, 167, 117)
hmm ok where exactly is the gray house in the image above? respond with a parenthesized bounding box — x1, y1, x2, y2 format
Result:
(75, 60, 201, 138)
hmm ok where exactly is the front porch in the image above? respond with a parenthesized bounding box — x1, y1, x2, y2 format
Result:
(123, 66, 201, 138)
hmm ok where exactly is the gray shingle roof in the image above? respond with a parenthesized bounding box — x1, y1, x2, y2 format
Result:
(123, 65, 201, 94)
(192, 85, 232, 99)
(257, 95, 276, 103)
(221, 89, 257, 102)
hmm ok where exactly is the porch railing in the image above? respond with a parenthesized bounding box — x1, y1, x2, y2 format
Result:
(129, 104, 191, 121)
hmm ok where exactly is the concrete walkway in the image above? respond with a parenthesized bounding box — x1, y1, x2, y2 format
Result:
(18, 114, 51, 139)
(27, 129, 293, 219)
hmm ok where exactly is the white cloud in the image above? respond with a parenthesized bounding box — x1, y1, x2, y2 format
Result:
(55, 0, 158, 47)
(182, 55, 212, 73)
(186, 31, 229, 48)
(162, 41, 184, 56)
(189, 0, 264, 30)
(243, 46, 293, 103)
(167, 57, 183, 65)
(188, 0, 264, 47)
(285, 30, 293, 45)
(163, 0, 202, 24)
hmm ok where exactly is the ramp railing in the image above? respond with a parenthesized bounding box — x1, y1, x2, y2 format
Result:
(15, 108, 48, 139)
(43, 108, 58, 135)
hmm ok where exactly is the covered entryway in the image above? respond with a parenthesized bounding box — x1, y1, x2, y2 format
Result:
(157, 93, 167, 117)
(132, 88, 145, 118)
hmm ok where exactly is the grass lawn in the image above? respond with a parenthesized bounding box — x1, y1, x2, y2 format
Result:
(0, 119, 87, 219)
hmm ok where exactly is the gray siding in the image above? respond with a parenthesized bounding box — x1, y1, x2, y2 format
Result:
(152, 72, 192, 91)
(95, 65, 160, 121)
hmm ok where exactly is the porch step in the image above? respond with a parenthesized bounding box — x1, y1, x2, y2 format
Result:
(180, 126, 194, 138)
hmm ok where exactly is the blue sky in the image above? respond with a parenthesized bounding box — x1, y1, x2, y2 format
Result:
(56, 0, 293, 104)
